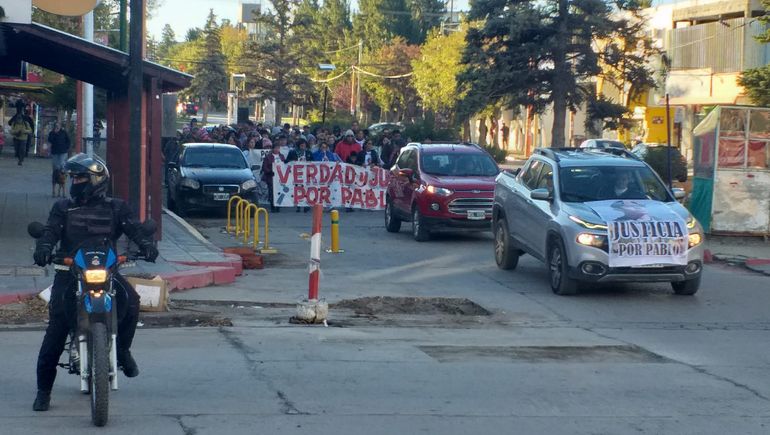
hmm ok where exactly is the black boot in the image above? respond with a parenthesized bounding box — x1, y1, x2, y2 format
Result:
(33, 390, 51, 411)
(117, 349, 139, 378)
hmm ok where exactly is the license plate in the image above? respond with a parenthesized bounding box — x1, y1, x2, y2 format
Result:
(467, 210, 486, 220)
(213, 193, 230, 201)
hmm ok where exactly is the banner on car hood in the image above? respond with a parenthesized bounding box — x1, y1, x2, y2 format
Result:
(588, 200, 688, 267)
(272, 162, 391, 209)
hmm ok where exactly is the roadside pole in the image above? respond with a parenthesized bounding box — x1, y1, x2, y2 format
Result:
(665, 93, 672, 189)
(293, 204, 328, 324)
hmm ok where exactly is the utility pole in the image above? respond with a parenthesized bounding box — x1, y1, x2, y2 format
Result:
(355, 39, 362, 120)
(83, 11, 94, 156)
(119, 0, 128, 52)
(129, 0, 145, 214)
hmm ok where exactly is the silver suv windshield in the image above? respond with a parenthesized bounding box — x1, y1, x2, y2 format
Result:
(420, 153, 499, 176)
(559, 165, 671, 202)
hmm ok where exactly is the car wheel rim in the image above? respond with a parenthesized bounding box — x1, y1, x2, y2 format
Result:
(385, 203, 391, 225)
(550, 247, 562, 288)
(413, 210, 419, 236)
(495, 224, 505, 263)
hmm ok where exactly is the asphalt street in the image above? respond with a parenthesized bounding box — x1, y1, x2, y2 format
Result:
(3, 210, 770, 434)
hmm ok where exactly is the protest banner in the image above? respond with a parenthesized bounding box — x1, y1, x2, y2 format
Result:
(589, 200, 689, 267)
(272, 162, 391, 210)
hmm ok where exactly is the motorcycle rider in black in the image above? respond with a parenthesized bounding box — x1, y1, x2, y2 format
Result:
(32, 154, 159, 411)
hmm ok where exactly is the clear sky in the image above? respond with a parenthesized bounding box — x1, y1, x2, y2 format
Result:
(147, 0, 471, 41)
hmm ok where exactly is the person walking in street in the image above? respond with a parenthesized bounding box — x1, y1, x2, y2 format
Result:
(335, 130, 362, 164)
(312, 142, 340, 162)
(501, 122, 510, 149)
(286, 139, 313, 212)
(47, 122, 71, 171)
(262, 142, 285, 212)
(356, 139, 383, 168)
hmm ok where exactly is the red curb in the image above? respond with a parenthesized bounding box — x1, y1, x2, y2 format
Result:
(745, 258, 770, 266)
(171, 258, 243, 276)
(162, 265, 237, 292)
(0, 291, 38, 305)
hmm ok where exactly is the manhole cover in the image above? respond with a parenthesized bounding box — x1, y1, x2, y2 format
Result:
(418, 345, 669, 363)
(334, 296, 491, 316)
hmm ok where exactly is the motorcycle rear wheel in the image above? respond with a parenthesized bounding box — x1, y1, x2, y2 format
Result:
(90, 323, 110, 427)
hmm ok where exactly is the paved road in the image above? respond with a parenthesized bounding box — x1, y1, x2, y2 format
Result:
(3, 210, 770, 434)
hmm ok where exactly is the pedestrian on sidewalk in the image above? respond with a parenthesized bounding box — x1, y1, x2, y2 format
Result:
(262, 141, 285, 212)
(47, 122, 71, 170)
(9, 108, 33, 166)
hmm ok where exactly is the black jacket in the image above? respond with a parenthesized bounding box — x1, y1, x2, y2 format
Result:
(285, 148, 313, 163)
(48, 129, 71, 155)
(356, 149, 381, 167)
(36, 197, 153, 256)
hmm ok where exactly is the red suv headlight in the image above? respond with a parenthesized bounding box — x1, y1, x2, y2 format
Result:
(426, 185, 453, 196)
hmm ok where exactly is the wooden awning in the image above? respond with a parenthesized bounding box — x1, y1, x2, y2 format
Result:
(0, 22, 191, 92)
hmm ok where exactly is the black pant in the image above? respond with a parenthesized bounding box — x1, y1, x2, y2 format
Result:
(36, 271, 140, 392)
(13, 139, 27, 163)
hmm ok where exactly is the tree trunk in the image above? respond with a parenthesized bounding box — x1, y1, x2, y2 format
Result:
(201, 96, 209, 124)
(274, 99, 283, 127)
(550, 0, 569, 148)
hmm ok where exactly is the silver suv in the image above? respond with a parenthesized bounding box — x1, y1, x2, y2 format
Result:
(492, 148, 704, 296)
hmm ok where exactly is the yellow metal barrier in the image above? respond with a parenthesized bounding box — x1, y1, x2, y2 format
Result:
(326, 209, 344, 253)
(226, 195, 243, 234)
(244, 203, 259, 243)
(235, 198, 250, 236)
(255, 207, 277, 254)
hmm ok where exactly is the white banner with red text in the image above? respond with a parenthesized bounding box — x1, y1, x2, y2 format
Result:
(272, 161, 391, 209)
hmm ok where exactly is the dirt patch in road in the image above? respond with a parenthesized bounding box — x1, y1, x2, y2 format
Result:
(0, 297, 48, 324)
(334, 296, 491, 316)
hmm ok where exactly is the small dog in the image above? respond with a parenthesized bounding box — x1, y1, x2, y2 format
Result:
(52, 168, 67, 198)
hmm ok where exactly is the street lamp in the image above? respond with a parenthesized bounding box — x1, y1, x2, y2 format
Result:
(318, 63, 336, 127)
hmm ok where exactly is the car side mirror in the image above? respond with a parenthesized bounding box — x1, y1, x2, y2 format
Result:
(672, 187, 686, 200)
(530, 188, 552, 201)
(504, 168, 521, 177)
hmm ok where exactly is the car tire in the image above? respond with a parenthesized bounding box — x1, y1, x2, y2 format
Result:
(385, 199, 401, 233)
(671, 276, 700, 295)
(548, 238, 578, 296)
(494, 219, 519, 270)
(412, 206, 430, 242)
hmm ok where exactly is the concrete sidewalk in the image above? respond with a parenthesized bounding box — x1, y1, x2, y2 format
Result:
(0, 152, 241, 304)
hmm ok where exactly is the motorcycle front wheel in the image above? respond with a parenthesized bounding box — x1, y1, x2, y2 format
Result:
(90, 323, 110, 427)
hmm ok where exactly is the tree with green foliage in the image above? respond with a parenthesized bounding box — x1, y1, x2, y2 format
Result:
(738, 0, 770, 106)
(185, 28, 203, 42)
(408, 0, 445, 44)
(360, 38, 421, 122)
(412, 27, 467, 125)
(188, 10, 227, 123)
(156, 24, 177, 63)
(460, 0, 657, 147)
(240, 0, 315, 125)
(354, 0, 415, 49)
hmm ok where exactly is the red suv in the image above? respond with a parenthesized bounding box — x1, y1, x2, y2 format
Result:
(385, 143, 500, 241)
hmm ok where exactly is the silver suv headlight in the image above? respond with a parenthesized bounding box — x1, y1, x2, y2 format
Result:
(569, 215, 607, 230)
(241, 179, 257, 190)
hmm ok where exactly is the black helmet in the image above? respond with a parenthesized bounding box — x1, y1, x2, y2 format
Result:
(64, 153, 110, 202)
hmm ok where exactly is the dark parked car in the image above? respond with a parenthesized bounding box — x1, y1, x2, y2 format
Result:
(167, 143, 258, 215)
